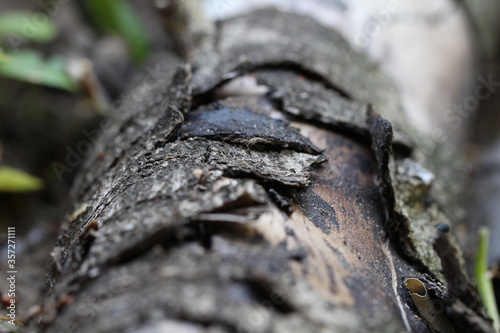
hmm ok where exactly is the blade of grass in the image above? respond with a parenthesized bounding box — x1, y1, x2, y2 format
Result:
(0, 12, 57, 43)
(0, 50, 78, 92)
(0, 166, 43, 192)
(0, 320, 20, 333)
(0, 316, 23, 331)
(475, 227, 500, 331)
(84, 0, 149, 62)
(0, 51, 12, 63)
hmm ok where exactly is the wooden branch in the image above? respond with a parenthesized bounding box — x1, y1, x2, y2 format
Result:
(39, 8, 494, 333)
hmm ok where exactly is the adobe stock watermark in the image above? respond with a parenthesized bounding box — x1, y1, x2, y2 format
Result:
(4, 0, 71, 53)
(5, 227, 17, 327)
(237, 289, 288, 333)
(207, 0, 242, 21)
(53, 268, 134, 333)
(430, 74, 500, 144)
(340, 1, 402, 65)
(352, 1, 402, 52)
(50, 119, 113, 182)
(236, 272, 290, 333)
(50, 60, 173, 182)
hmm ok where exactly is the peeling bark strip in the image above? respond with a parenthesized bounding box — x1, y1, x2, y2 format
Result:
(179, 102, 322, 155)
(41, 9, 493, 333)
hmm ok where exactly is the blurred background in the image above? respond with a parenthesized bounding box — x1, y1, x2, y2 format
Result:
(0, 0, 499, 329)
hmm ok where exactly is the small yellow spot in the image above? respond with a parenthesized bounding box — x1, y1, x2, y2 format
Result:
(68, 203, 90, 223)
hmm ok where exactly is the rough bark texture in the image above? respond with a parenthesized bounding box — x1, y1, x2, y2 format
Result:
(39, 9, 493, 333)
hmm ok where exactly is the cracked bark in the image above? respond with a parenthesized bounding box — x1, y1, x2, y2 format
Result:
(39, 8, 494, 333)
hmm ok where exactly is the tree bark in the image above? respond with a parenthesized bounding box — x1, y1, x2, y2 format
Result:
(39, 8, 493, 333)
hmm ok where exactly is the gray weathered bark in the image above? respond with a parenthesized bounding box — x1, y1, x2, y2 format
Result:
(39, 8, 493, 333)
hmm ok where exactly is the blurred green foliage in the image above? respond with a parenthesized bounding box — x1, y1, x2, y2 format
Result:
(0, 166, 43, 192)
(0, 12, 77, 92)
(84, 0, 150, 62)
(0, 2, 151, 193)
(0, 11, 56, 43)
(475, 227, 500, 331)
(0, 50, 77, 92)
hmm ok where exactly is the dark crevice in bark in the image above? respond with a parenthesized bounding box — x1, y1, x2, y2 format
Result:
(264, 186, 294, 215)
(50, 224, 192, 305)
(268, 98, 380, 153)
(220, 169, 293, 187)
(114, 227, 182, 266)
(191, 222, 213, 249)
(367, 106, 435, 279)
(233, 278, 295, 313)
(191, 62, 351, 110)
(392, 142, 413, 159)
(163, 308, 244, 333)
(246, 62, 352, 98)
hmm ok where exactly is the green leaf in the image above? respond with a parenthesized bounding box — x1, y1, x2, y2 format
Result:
(475, 227, 500, 331)
(0, 166, 43, 192)
(0, 50, 78, 91)
(0, 12, 57, 43)
(0, 51, 12, 63)
(84, 0, 150, 62)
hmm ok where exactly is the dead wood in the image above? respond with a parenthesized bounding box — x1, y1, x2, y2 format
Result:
(39, 8, 493, 333)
